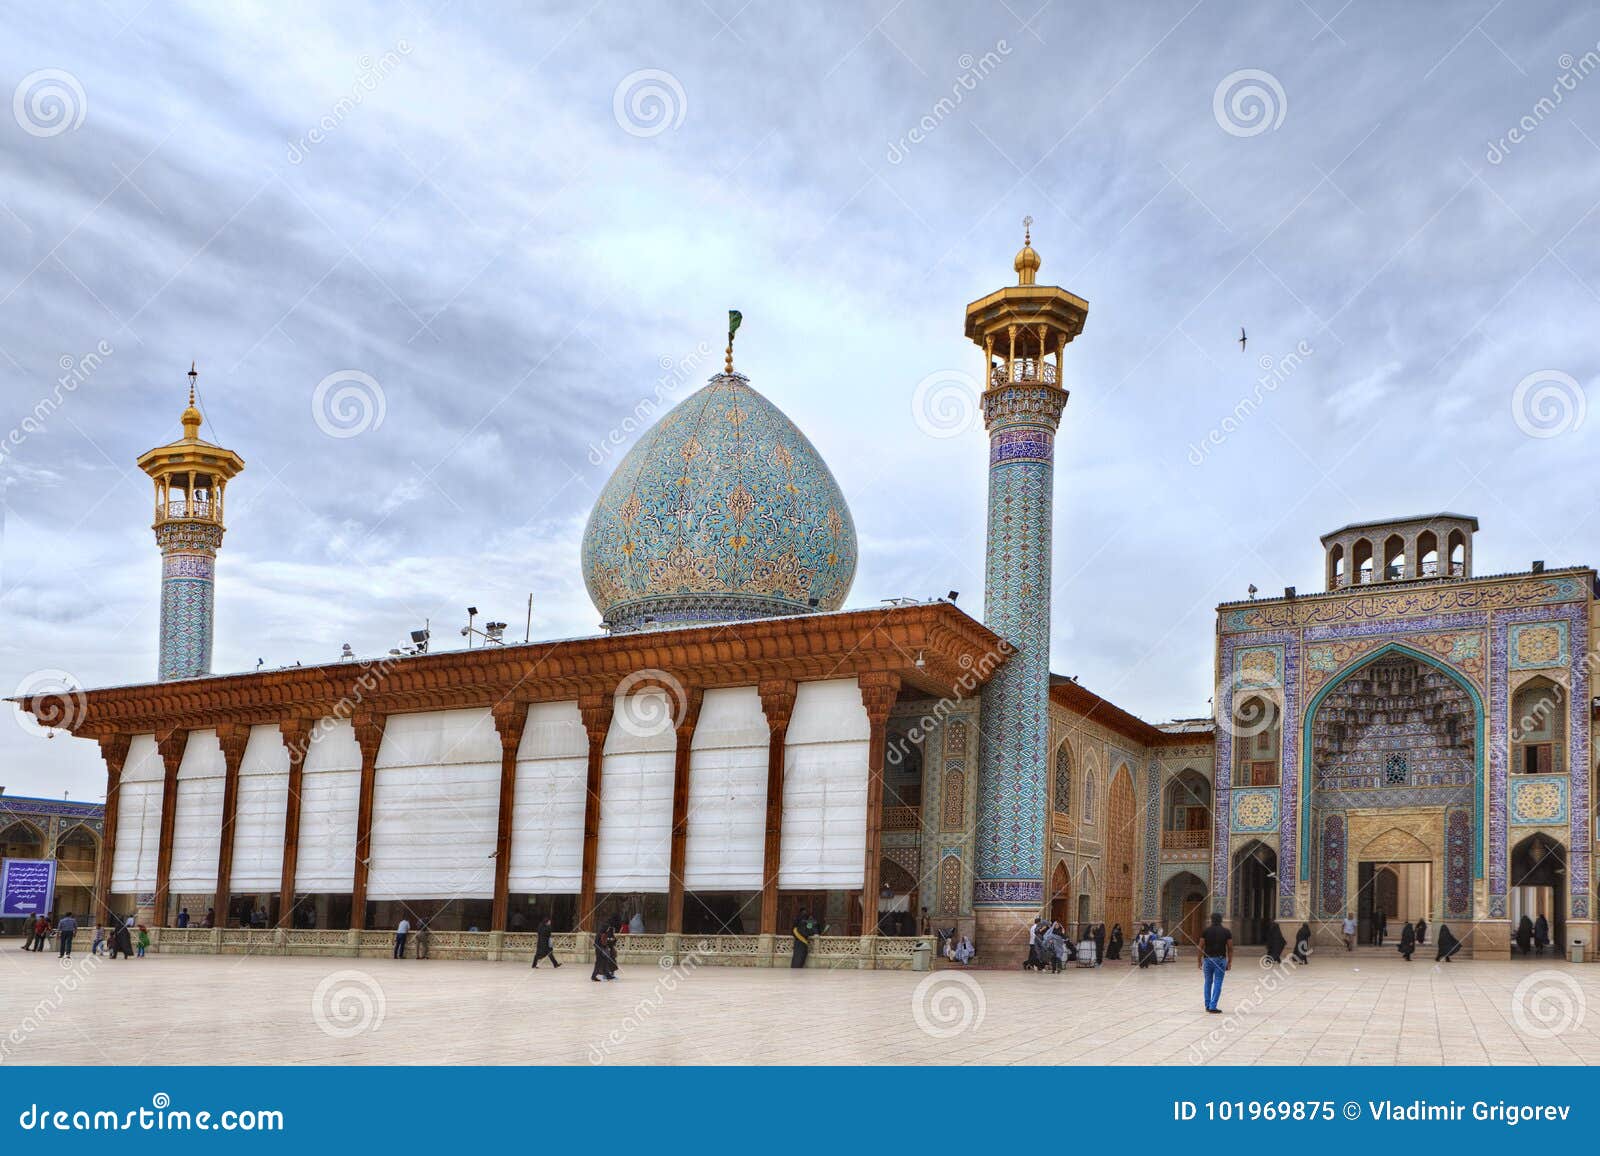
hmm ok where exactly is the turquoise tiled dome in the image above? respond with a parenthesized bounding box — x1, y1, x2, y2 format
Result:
(582, 372, 857, 632)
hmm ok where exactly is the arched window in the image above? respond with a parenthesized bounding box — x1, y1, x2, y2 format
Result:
(1383, 533, 1406, 581)
(1053, 746, 1072, 814)
(1447, 530, 1466, 576)
(1352, 538, 1374, 585)
(1512, 680, 1565, 774)
(1235, 694, 1281, 786)
(1417, 530, 1439, 578)
(1327, 542, 1346, 590)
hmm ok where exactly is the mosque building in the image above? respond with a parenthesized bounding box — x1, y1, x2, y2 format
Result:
(14, 229, 1597, 963)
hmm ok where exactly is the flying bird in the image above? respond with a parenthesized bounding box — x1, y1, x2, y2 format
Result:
(1238, 327, 1248, 352)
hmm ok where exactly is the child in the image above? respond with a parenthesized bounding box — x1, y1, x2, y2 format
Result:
(135, 925, 150, 958)
(91, 925, 106, 956)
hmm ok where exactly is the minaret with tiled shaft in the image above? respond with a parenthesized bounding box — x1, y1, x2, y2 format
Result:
(136, 365, 245, 680)
(965, 221, 1087, 948)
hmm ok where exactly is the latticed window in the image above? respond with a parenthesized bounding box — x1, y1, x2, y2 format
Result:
(1384, 750, 1409, 785)
(1053, 747, 1072, 813)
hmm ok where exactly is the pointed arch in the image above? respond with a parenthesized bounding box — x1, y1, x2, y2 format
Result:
(1301, 641, 1485, 880)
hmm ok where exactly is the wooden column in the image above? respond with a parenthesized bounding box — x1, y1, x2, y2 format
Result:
(212, 722, 249, 925)
(94, 734, 131, 928)
(665, 687, 704, 935)
(576, 692, 614, 933)
(348, 712, 386, 931)
(152, 727, 187, 926)
(490, 700, 529, 931)
(858, 673, 901, 937)
(276, 718, 313, 929)
(757, 679, 797, 936)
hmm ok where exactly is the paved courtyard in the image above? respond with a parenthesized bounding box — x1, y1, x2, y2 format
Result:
(3, 941, 1597, 1065)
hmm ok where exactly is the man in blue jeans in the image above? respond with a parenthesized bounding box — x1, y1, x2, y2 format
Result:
(1198, 912, 1232, 1013)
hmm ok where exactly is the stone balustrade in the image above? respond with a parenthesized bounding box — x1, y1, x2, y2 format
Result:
(143, 927, 928, 969)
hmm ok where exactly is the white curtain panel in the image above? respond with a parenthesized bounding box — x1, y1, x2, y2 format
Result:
(685, 686, 769, 890)
(111, 733, 163, 892)
(295, 717, 363, 892)
(368, 709, 500, 901)
(169, 728, 226, 891)
(595, 696, 676, 893)
(508, 701, 587, 893)
(229, 724, 290, 891)
(779, 679, 869, 889)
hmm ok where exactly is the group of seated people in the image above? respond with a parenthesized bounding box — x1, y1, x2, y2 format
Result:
(1131, 923, 1177, 967)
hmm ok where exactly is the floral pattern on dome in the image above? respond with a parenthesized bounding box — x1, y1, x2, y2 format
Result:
(582, 372, 857, 631)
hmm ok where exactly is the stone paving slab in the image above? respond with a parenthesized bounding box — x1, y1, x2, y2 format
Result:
(1, 943, 1594, 1066)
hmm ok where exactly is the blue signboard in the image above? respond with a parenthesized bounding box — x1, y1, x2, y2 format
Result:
(1, 858, 57, 918)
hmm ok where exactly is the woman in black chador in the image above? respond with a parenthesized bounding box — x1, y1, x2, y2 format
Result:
(1534, 914, 1551, 957)
(1435, 924, 1461, 962)
(591, 916, 619, 981)
(1292, 923, 1312, 964)
(1515, 915, 1534, 956)
(1397, 921, 1415, 961)
(1105, 924, 1124, 961)
(790, 909, 814, 968)
(1413, 918, 1427, 946)
(1263, 922, 1287, 964)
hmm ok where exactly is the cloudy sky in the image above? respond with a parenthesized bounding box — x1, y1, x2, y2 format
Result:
(3, 1, 1598, 802)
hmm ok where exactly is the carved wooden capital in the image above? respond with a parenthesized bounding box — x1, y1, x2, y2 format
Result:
(757, 679, 797, 734)
(278, 717, 315, 765)
(578, 693, 614, 744)
(492, 699, 529, 752)
(215, 721, 251, 769)
(351, 711, 386, 763)
(97, 733, 132, 775)
(858, 672, 902, 724)
(155, 727, 188, 774)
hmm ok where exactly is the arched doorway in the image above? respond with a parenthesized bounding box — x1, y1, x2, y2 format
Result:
(1510, 834, 1566, 952)
(1105, 766, 1136, 936)
(1049, 861, 1072, 925)
(1161, 871, 1208, 946)
(1374, 867, 1399, 920)
(1232, 840, 1277, 945)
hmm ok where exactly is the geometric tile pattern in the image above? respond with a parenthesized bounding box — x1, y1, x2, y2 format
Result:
(158, 549, 215, 681)
(1508, 620, 1569, 670)
(1509, 775, 1568, 826)
(1445, 807, 1472, 916)
(974, 381, 1066, 905)
(1231, 788, 1279, 833)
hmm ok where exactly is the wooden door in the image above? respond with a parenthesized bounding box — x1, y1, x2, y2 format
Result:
(1105, 768, 1136, 935)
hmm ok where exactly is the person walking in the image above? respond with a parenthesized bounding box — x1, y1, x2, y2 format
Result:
(1292, 922, 1312, 964)
(1341, 912, 1357, 952)
(393, 916, 410, 960)
(1372, 909, 1387, 947)
(1397, 921, 1415, 961)
(111, 920, 133, 960)
(56, 912, 77, 959)
(414, 919, 431, 960)
(1198, 913, 1232, 1014)
(1533, 914, 1550, 957)
(1414, 917, 1427, 946)
(135, 925, 149, 958)
(28, 914, 50, 952)
(531, 915, 561, 969)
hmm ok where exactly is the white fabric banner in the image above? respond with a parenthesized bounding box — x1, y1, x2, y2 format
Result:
(230, 724, 290, 891)
(169, 728, 226, 892)
(685, 686, 769, 890)
(507, 701, 588, 894)
(779, 679, 869, 889)
(295, 717, 362, 892)
(595, 702, 676, 894)
(368, 709, 500, 901)
(111, 733, 163, 893)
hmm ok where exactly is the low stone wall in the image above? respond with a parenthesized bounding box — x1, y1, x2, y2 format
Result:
(146, 927, 926, 969)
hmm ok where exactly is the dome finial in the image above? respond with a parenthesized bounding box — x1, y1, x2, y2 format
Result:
(181, 362, 203, 439)
(725, 309, 743, 374)
(1014, 215, 1040, 286)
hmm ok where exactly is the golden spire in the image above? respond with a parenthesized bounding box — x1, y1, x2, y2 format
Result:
(1013, 214, 1040, 286)
(181, 361, 203, 439)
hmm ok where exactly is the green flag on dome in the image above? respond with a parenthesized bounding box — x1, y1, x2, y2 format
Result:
(728, 310, 742, 339)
